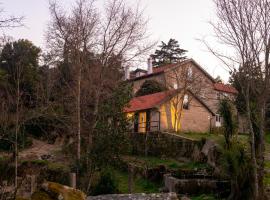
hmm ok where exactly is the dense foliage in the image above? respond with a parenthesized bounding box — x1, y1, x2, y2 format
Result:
(135, 80, 166, 97)
(220, 142, 253, 200)
(151, 38, 187, 66)
(218, 98, 237, 148)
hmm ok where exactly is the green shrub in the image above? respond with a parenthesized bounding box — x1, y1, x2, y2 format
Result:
(220, 142, 252, 199)
(44, 163, 70, 185)
(0, 157, 14, 183)
(0, 133, 32, 152)
(92, 169, 118, 196)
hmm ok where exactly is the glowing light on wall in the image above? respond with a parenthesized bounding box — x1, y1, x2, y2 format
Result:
(126, 112, 134, 119)
(170, 100, 182, 132)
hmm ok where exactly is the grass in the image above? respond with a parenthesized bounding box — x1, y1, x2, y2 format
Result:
(264, 174, 270, 186)
(113, 168, 160, 193)
(180, 132, 222, 142)
(265, 133, 270, 144)
(264, 160, 270, 186)
(180, 132, 249, 147)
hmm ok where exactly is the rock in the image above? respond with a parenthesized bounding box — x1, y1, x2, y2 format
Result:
(201, 140, 218, 168)
(31, 191, 54, 200)
(191, 145, 203, 162)
(41, 154, 53, 160)
(41, 181, 86, 200)
(164, 174, 230, 196)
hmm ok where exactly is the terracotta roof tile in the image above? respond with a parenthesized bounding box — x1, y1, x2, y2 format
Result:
(124, 91, 175, 113)
(214, 83, 238, 94)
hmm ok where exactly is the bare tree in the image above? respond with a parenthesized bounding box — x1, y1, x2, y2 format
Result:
(165, 62, 204, 132)
(204, 0, 270, 198)
(47, 0, 98, 164)
(0, 6, 23, 29)
(88, 0, 154, 132)
(47, 0, 154, 191)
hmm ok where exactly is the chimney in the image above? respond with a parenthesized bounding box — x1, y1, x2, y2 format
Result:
(124, 65, 130, 80)
(147, 57, 153, 74)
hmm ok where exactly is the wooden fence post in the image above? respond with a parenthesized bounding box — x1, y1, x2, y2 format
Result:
(70, 173, 76, 189)
(30, 175, 36, 195)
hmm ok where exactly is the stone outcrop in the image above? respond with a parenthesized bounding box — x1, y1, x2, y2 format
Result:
(16, 182, 86, 200)
(164, 174, 229, 197)
(200, 140, 219, 168)
(87, 193, 179, 200)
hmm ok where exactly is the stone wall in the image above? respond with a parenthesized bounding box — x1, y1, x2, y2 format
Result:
(130, 132, 202, 161)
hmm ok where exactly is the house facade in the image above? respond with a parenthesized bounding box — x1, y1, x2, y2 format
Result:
(125, 58, 239, 133)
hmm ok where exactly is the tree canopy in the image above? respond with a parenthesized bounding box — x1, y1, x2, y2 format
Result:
(135, 80, 166, 97)
(0, 39, 41, 107)
(151, 38, 187, 66)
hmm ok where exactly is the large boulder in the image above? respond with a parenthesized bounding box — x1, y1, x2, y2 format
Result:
(200, 140, 219, 168)
(38, 182, 86, 200)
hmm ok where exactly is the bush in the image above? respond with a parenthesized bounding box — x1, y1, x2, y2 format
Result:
(43, 163, 70, 185)
(0, 132, 33, 152)
(220, 142, 252, 199)
(92, 169, 118, 196)
(0, 157, 14, 184)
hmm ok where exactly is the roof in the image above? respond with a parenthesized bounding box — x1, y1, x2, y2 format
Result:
(129, 59, 216, 83)
(214, 83, 238, 94)
(124, 90, 175, 113)
(132, 68, 148, 73)
(124, 89, 215, 115)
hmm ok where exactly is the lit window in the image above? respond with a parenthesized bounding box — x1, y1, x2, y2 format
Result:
(183, 94, 189, 110)
(173, 83, 178, 89)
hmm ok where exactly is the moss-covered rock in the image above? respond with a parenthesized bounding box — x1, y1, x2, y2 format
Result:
(41, 182, 86, 200)
(31, 191, 54, 200)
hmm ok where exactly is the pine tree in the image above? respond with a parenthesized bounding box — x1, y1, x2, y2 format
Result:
(151, 39, 187, 66)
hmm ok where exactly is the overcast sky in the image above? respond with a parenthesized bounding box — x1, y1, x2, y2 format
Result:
(2, 0, 230, 81)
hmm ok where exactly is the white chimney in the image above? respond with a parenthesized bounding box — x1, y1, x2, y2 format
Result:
(147, 57, 153, 74)
(124, 65, 130, 80)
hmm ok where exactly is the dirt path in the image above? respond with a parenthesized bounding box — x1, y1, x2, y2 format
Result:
(19, 138, 62, 161)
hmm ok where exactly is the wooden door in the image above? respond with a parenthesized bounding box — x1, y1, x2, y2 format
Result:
(138, 112, 146, 133)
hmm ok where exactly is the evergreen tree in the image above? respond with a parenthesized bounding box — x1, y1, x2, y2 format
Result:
(135, 80, 166, 97)
(151, 39, 187, 66)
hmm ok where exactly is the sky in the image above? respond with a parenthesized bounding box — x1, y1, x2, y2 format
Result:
(2, 0, 230, 81)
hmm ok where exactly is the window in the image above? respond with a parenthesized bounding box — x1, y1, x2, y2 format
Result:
(183, 94, 189, 109)
(217, 92, 221, 100)
(216, 114, 221, 122)
(173, 83, 178, 89)
(215, 114, 221, 127)
(187, 67, 193, 80)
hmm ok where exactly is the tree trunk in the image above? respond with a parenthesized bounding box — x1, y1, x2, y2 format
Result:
(257, 105, 266, 199)
(77, 65, 81, 162)
(15, 75, 20, 189)
(246, 99, 259, 199)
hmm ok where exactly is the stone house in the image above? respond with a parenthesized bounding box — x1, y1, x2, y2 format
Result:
(124, 58, 240, 133)
(124, 89, 215, 133)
